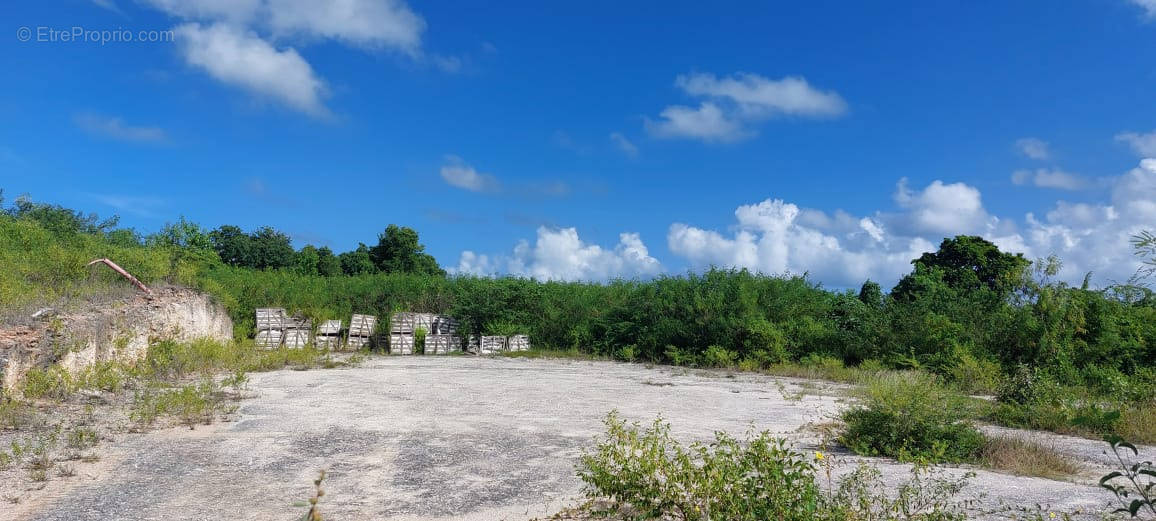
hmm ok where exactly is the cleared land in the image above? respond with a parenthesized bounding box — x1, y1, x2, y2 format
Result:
(13, 356, 1129, 520)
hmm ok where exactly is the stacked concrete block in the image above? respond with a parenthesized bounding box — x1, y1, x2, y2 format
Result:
(467, 335, 480, 354)
(425, 334, 461, 355)
(348, 314, 377, 349)
(389, 333, 415, 355)
(283, 316, 312, 349)
(315, 320, 342, 349)
(507, 334, 531, 352)
(480, 335, 506, 354)
(255, 308, 287, 349)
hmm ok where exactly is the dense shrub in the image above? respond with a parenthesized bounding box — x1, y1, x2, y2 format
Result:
(841, 373, 985, 464)
(580, 413, 973, 521)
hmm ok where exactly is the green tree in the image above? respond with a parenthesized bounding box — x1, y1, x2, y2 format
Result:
(7, 195, 119, 236)
(369, 224, 445, 275)
(316, 246, 341, 276)
(250, 226, 295, 270)
(148, 216, 212, 251)
(209, 225, 255, 267)
(892, 235, 1029, 303)
(857, 280, 883, 308)
(295, 245, 321, 275)
(339, 243, 377, 275)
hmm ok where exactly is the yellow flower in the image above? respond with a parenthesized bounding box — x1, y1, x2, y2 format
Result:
(815, 451, 825, 461)
(1049, 513, 1056, 519)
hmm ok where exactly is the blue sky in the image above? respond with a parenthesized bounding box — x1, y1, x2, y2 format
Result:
(3, 0, 1156, 287)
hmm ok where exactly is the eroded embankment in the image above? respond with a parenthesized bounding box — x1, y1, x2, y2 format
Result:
(0, 286, 233, 392)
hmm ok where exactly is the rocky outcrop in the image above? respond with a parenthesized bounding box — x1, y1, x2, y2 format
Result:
(0, 286, 233, 392)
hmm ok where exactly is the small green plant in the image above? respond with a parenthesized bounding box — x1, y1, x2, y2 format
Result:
(840, 372, 985, 464)
(20, 366, 73, 401)
(131, 380, 220, 429)
(66, 427, 99, 451)
(1099, 436, 1156, 518)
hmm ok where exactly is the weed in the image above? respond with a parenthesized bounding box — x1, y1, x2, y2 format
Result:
(66, 427, 99, 451)
(20, 366, 73, 401)
(1099, 436, 1156, 519)
(55, 463, 76, 477)
(131, 380, 221, 429)
(979, 436, 1081, 480)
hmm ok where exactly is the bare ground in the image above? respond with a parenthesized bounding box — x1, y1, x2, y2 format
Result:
(7, 356, 1136, 520)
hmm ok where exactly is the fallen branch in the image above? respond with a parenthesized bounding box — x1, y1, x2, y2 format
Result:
(86, 258, 152, 296)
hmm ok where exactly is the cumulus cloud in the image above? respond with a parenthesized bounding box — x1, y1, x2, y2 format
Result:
(666, 162, 1156, 288)
(454, 227, 662, 281)
(1015, 137, 1050, 160)
(891, 178, 990, 236)
(440, 156, 500, 192)
(1116, 131, 1156, 157)
(144, 0, 427, 116)
(645, 72, 846, 143)
(74, 113, 168, 143)
(1011, 168, 1088, 190)
(175, 23, 329, 116)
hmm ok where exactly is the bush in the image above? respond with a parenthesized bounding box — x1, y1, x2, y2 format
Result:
(701, 345, 738, 368)
(579, 412, 975, 521)
(946, 354, 1002, 394)
(579, 412, 822, 521)
(841, 373, 985, 464)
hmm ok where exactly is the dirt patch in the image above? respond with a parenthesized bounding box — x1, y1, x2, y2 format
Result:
(12, 357, 1135, 520)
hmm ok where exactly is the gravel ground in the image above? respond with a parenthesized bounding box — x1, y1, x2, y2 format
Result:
(11, 356, 1133, 520)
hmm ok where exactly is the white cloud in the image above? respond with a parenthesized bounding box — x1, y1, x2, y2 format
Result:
(175, 23, 329, 117)
(676, 73, 847, 118)
(440, 156, 499, 192)
(609, 132, 638, 157)
(645, 102, 748, 142)
(668, 198, 935, 288)
(1011, 168, 1088, 190)
(1116, 131, 1156, 157)
(1015, 137, 1050, 160)
(263, 0, 425, 52)
(74, 113, 168, 143)
(891, 178, 990, 236)
(646, 72, 846, 143)
(665, 162, 1156, 288)
(1127, 0, 1156, 18)
(144, 0, 427, 116)
(454, 227, 662, 281)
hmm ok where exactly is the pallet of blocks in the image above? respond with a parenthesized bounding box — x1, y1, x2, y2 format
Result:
(425, 334, 461, 355)
(479, 335, 506, 354)
(431, 315, 460, 335)
(390, 312, 416, 334)
(315, 320, 342, 349)
(255, 308, 287, 349)
(283, 316, 312, 349)
(507, 334, 531, 352)
(389, 333, 415, 355)
(466, 335, 480, 354)
(348, 314, 377, 349)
